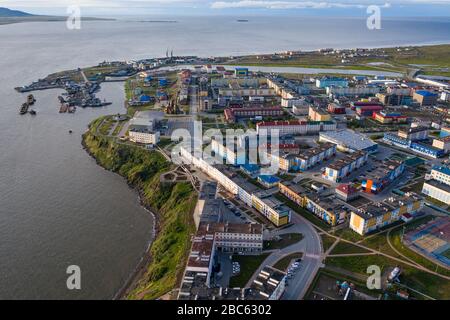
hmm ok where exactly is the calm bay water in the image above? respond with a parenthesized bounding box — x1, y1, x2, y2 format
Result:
(0, 16, 449, 299)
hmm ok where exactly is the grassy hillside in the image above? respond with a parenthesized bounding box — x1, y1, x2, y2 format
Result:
(83, 124, 197, 300)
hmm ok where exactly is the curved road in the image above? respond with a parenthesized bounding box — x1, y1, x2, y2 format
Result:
(245, 212, 323, 300)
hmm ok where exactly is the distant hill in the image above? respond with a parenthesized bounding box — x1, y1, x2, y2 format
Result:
(0, 7, 34, 17)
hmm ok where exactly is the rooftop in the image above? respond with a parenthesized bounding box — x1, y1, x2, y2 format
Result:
(327, 151, 367, 171)
(320, 130, 377, 151)
(336, 183, 358, 195)
(432, 165, 450, 176)
(364, 159, 404, 182)
(415, 90, 438, 97)
(247, 266, 286, 300)
(296, 142, 335, 160)
(257, 175, 281, 185)
(352, 193, 422, 220)
(424, 179, 450, 193)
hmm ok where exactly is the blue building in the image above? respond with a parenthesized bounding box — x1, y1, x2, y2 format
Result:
(139, 95, 153, 103)
(257, 175, 281, 188)
(235, 68, 249, 77)
(316, 77, 349, 89)
(410, 142, 445, 159)
(240, 164, 260, 178)
(159, 78, 168, 87)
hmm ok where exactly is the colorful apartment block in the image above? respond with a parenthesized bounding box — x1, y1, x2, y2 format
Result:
(279, 181, 346, 226)
(349, 194, 424, 235)
(323, 151, 368, 183)
(361, 159, 405, 194)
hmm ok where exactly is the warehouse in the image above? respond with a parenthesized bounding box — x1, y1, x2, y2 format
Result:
(319, 130, 378, 153)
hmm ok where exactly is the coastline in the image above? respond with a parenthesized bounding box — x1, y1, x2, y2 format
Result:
(81, 130, 197, 300)
(81, 136, 159, 300)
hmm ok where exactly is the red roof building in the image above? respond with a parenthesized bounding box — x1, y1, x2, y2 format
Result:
(335, 183, 359, 202)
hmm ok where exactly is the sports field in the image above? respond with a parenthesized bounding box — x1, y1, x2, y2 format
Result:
(404, 217, 450, 267)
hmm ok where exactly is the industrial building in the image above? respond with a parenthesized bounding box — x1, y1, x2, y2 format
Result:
(384, 131, 445, 158)
(361, 160, 405, 194)
(257, 175, 281, 188)
(319, 130, 378, 153)
(235, 67, 249, 77)
(355, 104, 384, 117)
(349, 194, 424, 235)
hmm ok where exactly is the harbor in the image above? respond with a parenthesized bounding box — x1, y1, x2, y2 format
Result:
(16, 67, 115, 114)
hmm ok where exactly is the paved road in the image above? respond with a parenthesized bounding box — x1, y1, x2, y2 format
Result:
(243, 212, 323, 300)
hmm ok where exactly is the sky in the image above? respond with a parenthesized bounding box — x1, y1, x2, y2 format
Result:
(2, 0, 450, 16)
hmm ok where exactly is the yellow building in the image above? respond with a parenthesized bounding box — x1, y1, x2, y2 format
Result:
(350, 196, 424, 235)
(308, 106, 332, 122)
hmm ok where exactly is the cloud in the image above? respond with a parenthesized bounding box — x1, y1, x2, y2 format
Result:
(210, 0, 444, 9)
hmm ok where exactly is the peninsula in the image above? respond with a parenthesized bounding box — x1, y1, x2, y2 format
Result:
(17, 43, 450, 301)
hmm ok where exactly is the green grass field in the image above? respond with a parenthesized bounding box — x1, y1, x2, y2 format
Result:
(264, 233, 303, 250)
(329, 241, 371, 255)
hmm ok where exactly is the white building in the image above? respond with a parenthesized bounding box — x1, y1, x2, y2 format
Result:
(128, 125, 160, 145)
(422, 166, 450, 205)
(319, 130, 378, 153)
(256, 120, 336, 136)
(432, 136, 450, 154)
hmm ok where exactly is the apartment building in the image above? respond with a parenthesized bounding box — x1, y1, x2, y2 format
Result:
(180, 147, 291, 227)
(361, 159, 405, 194)
(349, 194, 424, 235)
(128, 125, 160, 145)
(295, 143, 337, 171)
(422, 166, 450, 204)
(309, 106, 332, 122)
(323, 151, 368, 183)
(256, 120, 337, 136)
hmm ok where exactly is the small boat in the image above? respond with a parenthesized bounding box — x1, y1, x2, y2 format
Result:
(20, 103, 29, 115)
(27, 94, 36, 105)
(69, 130, 73, 134)
(29, 109, 37, 115)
